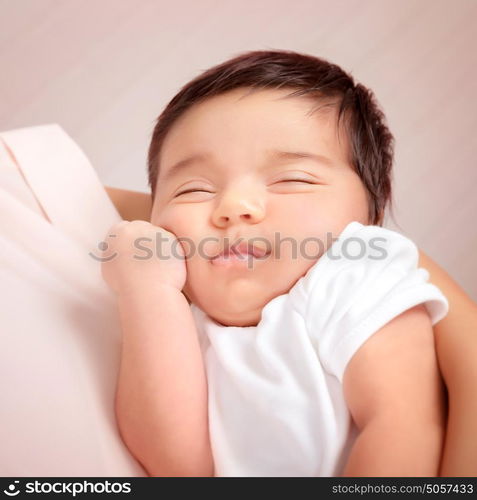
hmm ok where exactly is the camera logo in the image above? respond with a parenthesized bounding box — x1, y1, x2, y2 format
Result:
(3, 481, 20, 496)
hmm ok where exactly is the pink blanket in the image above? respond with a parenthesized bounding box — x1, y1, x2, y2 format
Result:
(0, 124, 147, 476)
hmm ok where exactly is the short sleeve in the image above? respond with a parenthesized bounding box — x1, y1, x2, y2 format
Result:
(300, 223, 449, 385)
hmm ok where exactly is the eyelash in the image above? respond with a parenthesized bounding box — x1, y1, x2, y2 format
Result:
(175, 179, 315, 196)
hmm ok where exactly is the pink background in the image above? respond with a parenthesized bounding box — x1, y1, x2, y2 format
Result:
(1, 0, 475, 300)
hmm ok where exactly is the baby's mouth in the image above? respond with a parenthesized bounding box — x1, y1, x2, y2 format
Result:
(210, 241, 271, 266)
(211, 241, 270, 260)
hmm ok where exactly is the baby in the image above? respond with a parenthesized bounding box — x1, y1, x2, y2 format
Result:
(101, 50, 449, 477)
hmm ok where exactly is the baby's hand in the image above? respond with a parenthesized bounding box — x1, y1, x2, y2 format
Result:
(101, 220, 187, 295)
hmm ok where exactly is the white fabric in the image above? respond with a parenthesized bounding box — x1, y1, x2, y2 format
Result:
(0, 124, 147, 476)
(190, 221, 449, 477)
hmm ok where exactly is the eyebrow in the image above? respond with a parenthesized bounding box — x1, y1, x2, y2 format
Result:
(161, 149, 334, 182)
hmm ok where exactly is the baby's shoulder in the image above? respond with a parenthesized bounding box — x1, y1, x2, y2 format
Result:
(287, 222, 423, 320)
(333, 222, 419, 261)
(302, 222, 420, 289)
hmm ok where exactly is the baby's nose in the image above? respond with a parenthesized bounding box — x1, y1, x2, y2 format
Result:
(212, 193, 265, 228)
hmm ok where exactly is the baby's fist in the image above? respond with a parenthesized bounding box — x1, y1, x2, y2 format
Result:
(100, 220, 187, 295)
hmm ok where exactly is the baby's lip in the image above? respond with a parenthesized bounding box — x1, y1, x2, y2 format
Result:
(211, 241, 270, 260)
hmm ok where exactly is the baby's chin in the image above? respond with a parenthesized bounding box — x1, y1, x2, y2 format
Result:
(207, 306, 262, 327)
(184, 284, 269, 327)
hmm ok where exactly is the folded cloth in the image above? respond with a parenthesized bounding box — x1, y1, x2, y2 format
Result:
(0, 124, 147, 476)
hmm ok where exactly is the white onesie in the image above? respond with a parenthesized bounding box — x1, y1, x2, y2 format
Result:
(190, 221, 449, 477)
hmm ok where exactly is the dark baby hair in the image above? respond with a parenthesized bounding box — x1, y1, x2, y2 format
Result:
(147, 49, 396, 226)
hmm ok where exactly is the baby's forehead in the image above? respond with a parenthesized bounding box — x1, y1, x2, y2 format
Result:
(154, 93, 351, 187)
(164, 105, 345, 157)
(159, 145, 342, 183)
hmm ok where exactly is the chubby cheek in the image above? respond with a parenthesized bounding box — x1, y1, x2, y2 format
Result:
(152, 204, 181, 233)
(335, 174, 370, 225)
(155, 205, 215, 260)
(269, 197, 334, 255)
(268, 190, 367, 262)
(152, 205, 202, 239)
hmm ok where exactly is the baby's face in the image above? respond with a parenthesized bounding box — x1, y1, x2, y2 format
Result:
(151, 88, 369, 326)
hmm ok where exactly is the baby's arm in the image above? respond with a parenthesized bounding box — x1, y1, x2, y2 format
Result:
(102, 221, 214, 477)
(341, 304, 446, 476)
(115, 286, 213, 477)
